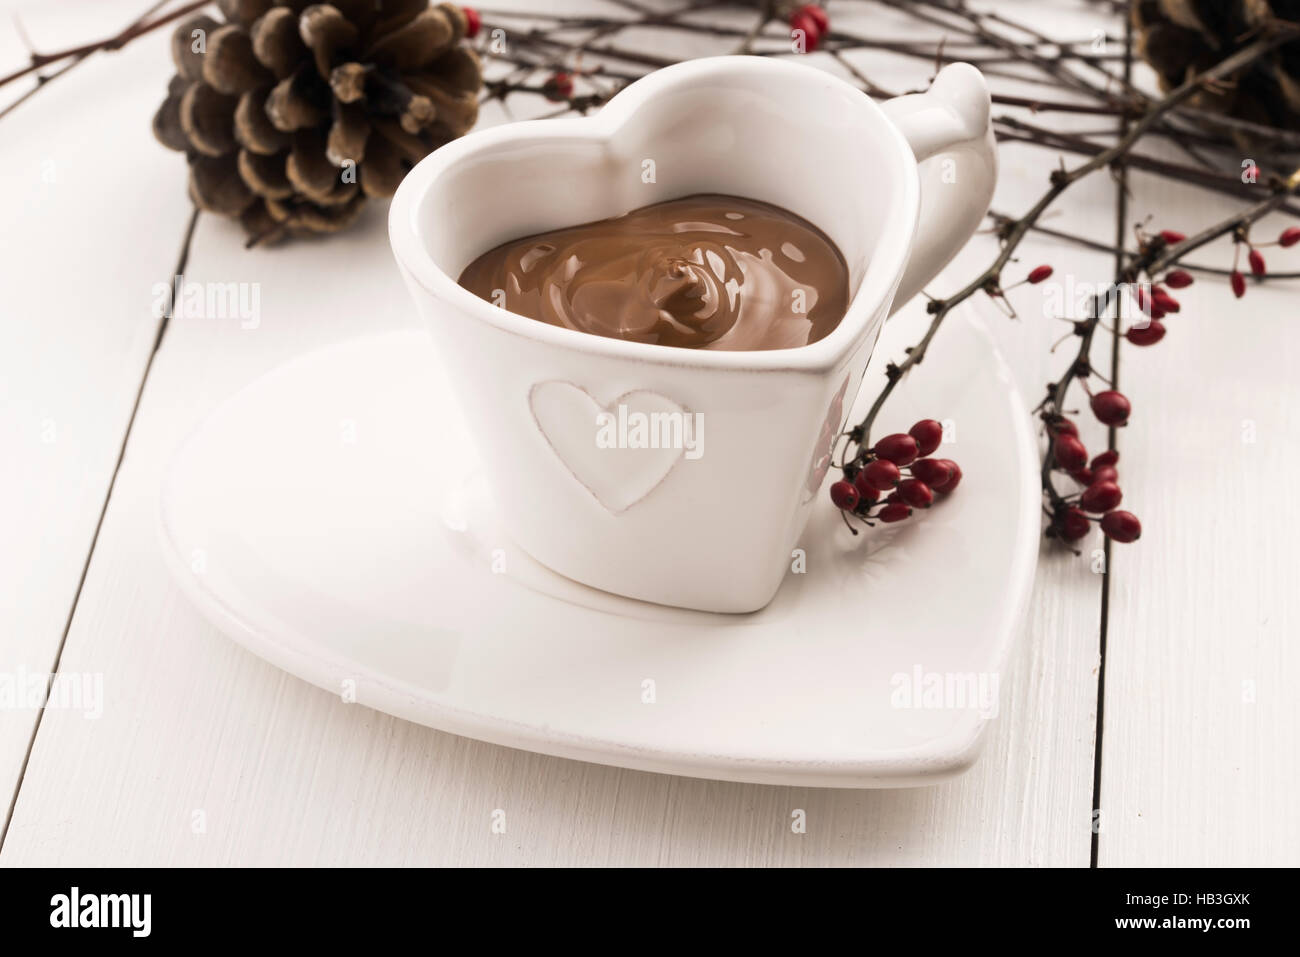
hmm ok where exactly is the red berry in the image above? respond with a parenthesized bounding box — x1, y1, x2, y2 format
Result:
(1027, 264, 1053, 284)
(908, 419, 944, 457)
(1046, 416, 1078, 437)
(1091, 465, 1118, 485)
(1100, 510, 1141, 543)
(1152, 289, 1180, 313)
(897, 479, 934, 509)
(873, 433, 919, 466)
(789, 10, 822, 51)
(1059, 507, 1091, 542)
(1091, 450, 1119, 468)
(1080, 480, 1123, 513)
(462, 6, 481, 39)
(1159, 229, 1186, 245)
(544, 71, 574, 101)
(934, 459, 961, 493)
(1069, 467, 1094, 486)
(1125, 320, 1166, 346)
(829, 479, 859, 511)
(1280, 226, 1300, 248)
(1090, 390, 1131, 427)
(1231, 270, 1246, 298)
(878, 502, 911, 523)
(860, 458, 902, 491)
(1053, 433, 1088, 471)
(911, 457, 954, 490)
(1134, 285, 1151, 314)
(1164, 269, 1194, 289)
(852, 471, 881, 503)
(796, 3, 830, 33)
(1248, 248, 1266, 277)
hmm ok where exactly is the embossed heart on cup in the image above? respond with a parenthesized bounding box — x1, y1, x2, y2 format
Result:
(529, 381, 693, 514)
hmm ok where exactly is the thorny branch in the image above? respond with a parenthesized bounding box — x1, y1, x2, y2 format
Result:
(5, 0, 1300, 545)
(833, 22, 1300, 543)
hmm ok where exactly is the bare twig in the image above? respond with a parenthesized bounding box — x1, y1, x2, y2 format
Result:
(0, 0, 205, 90)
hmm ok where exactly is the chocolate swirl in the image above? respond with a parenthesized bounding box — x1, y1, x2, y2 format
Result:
(457, 194, 849, 351)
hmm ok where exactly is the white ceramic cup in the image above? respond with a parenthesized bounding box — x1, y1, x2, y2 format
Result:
(390, 56, 996, 613)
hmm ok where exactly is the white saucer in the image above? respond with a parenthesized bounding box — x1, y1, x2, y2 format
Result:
(159, 308, 1038, 787)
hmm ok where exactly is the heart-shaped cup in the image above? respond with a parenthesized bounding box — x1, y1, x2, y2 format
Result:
(390, 56, 996, 613)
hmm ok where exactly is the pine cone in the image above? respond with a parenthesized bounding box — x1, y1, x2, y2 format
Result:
(153, 0, 482, 244)
(1133, 0, 1300, 147)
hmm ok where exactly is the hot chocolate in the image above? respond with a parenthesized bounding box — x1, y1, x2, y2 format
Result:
(457, 194, 850, 351)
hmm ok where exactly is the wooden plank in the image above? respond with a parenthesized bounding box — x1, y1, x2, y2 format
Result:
(3, 0, 1118, 865)
(1098, 167, 1300, 865)
(0, 2, 189, 825)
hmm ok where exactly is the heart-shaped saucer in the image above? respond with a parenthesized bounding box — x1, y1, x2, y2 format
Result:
(159, 304, 1038, 788)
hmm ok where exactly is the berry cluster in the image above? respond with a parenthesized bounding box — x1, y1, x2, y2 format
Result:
(1045, 220, 1300, 547)
(788, 4, 830, 53)
(1228, 225, 1300, 299)
(1044, 417, 1140, 545)
(829, 419, 961, 530)
(1126, 260, 1190, 348)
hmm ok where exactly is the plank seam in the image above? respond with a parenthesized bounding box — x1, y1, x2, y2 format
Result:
(1090, 9, 1134, 870)
(0, 206, 199, 852)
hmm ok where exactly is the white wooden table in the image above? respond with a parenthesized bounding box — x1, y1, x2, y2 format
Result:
(1, 0, 1296, 867)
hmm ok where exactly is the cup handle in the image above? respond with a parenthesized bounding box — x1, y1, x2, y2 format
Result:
(881, 63, 997, 312)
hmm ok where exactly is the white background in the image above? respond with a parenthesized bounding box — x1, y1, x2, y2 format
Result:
(1, 0, 1296, 865)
